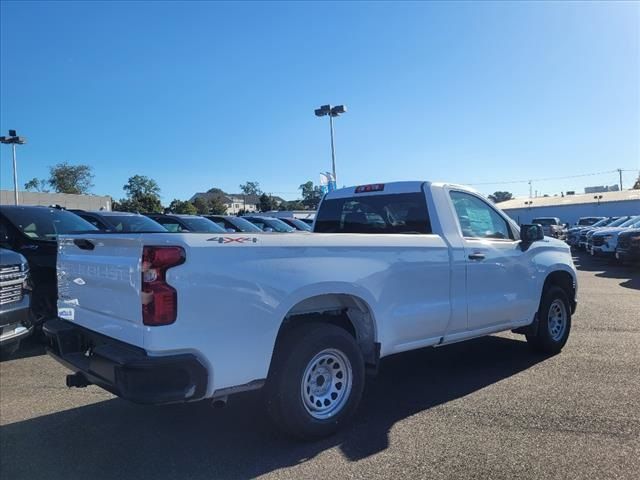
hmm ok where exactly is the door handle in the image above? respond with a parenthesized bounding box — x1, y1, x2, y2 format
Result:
(468, 252, 485, 261)
(73, 239, 95, 251)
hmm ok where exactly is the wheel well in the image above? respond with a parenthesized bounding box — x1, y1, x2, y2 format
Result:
(274, 294, 378, 367)
(543, 270, 576, 311)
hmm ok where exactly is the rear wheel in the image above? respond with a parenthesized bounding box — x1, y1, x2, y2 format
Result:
(265, 323, 365, 439)
(526, 285, 571, 354)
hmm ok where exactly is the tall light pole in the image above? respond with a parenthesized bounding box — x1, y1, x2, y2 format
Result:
(0, 130, 27, 205)
(315, 104, 346, 185)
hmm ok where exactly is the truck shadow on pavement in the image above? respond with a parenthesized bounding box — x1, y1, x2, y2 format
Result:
(0, 335, 46, 362)
(1, 335, 548, 480)
(572, 252, 639, 290)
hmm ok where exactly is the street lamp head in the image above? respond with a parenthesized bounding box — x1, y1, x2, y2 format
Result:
(330, 105, 346, 117)
(15, 137, 27, 145)
(314, 104, 331, 117)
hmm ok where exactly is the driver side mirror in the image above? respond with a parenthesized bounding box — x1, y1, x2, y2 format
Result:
(520, 224, 544, 248)
(0, 223, 12, 246)
(263, 227, 274, 233)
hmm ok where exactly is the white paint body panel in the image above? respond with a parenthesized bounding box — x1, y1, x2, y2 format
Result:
(57, 182, 577, 397)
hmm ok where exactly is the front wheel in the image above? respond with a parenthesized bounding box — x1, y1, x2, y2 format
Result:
(265, 323, 365, 439)
(526, 285, 572, 354)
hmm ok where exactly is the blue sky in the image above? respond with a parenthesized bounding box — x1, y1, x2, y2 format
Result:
(1, 1, 638, 202)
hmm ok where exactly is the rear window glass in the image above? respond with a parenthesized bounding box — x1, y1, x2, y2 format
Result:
(314, 193, 431, 234)
(1, 207, 98, 241)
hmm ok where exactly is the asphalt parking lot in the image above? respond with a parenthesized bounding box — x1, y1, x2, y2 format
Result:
(1, 252, 638, 480)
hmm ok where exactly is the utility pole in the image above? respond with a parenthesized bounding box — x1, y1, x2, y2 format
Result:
(528, 180, 532, 199)
(617, 168, 623, 190)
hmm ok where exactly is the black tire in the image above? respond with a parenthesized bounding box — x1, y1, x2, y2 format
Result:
(265, 322, 365, 439)
(526, 285, 572, 354)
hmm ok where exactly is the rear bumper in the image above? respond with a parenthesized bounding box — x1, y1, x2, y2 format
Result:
(43, 318, 208, 404)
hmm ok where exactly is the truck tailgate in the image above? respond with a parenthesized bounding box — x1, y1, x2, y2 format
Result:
(57, 235, 144, 347)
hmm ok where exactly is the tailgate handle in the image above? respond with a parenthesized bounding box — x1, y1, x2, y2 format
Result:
(74, 239, 95, 251)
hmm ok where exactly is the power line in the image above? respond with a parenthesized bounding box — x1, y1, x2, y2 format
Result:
(467, 168, 638, 186)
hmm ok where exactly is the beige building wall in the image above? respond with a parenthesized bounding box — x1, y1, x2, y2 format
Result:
(0, 190, 112, 211)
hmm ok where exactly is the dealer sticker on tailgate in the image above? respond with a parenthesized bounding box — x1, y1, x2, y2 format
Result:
(58, 307, 75, 321)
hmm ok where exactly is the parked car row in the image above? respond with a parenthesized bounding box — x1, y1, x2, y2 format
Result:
(565, 215, 640, 265)
(0, 205, 313, 354)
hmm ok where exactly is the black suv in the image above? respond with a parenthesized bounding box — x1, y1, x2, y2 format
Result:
(204, 215, 262, 233)
(145, 214, 225, 233)
(0, 206, 97, 325)
(70, 210, 168, 233)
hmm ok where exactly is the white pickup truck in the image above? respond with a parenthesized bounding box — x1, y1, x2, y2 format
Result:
(45, 181, 577, 438)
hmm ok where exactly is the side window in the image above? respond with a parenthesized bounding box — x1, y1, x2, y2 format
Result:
(79, 214, 105, 230)
(156, 220, 182, 232)
(450, 191, 513, 240)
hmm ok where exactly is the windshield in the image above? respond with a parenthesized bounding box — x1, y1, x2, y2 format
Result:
(1, 207, 98, 241)
(246, 217, 295, 232)
(607, 217, 630, 228)
(101, 214, 168, 232)
(532, 218, 558, 226)
(225, 217, 263, 232)
(178, 216, 226, 233)
(315, 193, 431, 234)
(578, 217, 603, 226)
(283, 218, 312, 231)
(589, 218, 614, 228)
(618, 216, 640, 228)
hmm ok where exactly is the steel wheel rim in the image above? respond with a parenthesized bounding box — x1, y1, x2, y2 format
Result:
(547, 299, 567, 341)
(301, 348, 353, 420)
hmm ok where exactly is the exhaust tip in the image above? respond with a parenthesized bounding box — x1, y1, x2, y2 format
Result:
(212, 396, 228, 408)
(66, 373, 91, 388)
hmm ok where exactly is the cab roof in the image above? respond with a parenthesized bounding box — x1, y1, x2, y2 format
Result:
(324, 181, 479, 199)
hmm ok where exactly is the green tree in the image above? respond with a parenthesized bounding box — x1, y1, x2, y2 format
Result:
(123, 175, 160, 199)
(24, 178, 49, 192)
(209, 196, 228, 214)
(488, 191, 514, 203)
(48, 162, 94, 194)
(239, 181, 262, 196)
(259, 193, 278, 212)
(168, 199, 197, 215)
(193, 197, 210, 214)
(278, 200, 305, 211)
(299, 181, 323, 209)
(115, 175, 163, 213)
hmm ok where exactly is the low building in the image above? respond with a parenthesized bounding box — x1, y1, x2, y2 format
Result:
(190, 191, 284, 215)
(497, 189, 640, 226)
(0, 190, 112, 210)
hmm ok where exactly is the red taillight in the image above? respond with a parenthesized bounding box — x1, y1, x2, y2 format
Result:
(355, 183, 385, 193)
(141, 246, 185, 326)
